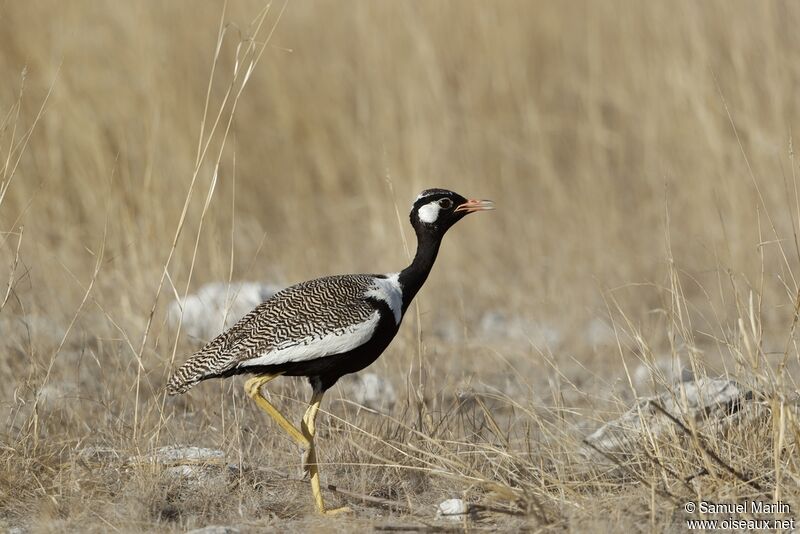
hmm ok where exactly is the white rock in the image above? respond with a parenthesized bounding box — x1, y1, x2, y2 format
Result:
(20, 315, 68, 344)
(433, 319, 461, 343)
(162, 464, 232, 484)
(584, 378, 756, 461)
(633, 358, 694, 390)
(36, 382, 78, 406)
(478, 311, 562, 348)
(135, 445, 225, 465)
(436, 498, 470, 520)
(585, 317, 616, 347)
(186, 526, 240, 534)
(0, 314, 67, 351)
(129, 446, 233, 487)
(164, 464, 206, 480)
(168, 281, 280, 340)
(339, 372, 397, 411)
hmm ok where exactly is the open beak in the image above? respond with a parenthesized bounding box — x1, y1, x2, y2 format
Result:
(454, 198, 495, 214)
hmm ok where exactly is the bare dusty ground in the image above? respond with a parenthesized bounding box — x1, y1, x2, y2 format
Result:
(1, 1, 800, 532)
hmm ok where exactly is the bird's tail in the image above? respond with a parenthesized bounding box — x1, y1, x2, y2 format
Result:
(166, 348, 236, 395)
(166, 362, 202, 395)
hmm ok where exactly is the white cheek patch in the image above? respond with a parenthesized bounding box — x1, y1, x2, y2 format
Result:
(418, 202, 441, 224)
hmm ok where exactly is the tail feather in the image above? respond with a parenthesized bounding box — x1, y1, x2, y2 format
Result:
(166, 366, 201, 395)
(166, 349, 236, 395)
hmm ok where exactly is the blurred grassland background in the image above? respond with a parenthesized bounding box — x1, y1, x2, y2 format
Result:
(2, 0, 800, 531)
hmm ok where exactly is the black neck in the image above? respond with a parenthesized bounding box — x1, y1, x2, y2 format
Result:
(398, 230, 442, 312)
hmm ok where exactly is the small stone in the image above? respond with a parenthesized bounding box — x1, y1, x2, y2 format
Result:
(436, 498, 470, 520)
(186, 527, 240, 534)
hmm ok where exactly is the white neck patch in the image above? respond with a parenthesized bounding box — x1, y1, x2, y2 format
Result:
(364, 273, 403, 324)
(417, 201, 441, 224)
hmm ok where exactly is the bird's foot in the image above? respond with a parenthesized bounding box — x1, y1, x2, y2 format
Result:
(321, 505, 352, 516)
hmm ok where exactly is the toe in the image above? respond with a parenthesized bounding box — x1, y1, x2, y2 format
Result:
(322, 506, 352, 516)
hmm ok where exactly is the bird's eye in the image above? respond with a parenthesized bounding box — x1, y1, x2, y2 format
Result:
(438, 198, 453, 209)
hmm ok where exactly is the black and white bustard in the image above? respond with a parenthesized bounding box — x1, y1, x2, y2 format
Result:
(167, 188, 493, 515)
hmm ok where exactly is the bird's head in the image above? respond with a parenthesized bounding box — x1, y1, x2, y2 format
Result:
(409, 188, 494, 236)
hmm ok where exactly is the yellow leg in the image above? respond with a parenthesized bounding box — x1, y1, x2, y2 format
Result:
(301, 391, 351, 515)
(244, 375, 309, 449)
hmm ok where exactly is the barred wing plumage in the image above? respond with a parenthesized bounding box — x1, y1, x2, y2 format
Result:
(167, 274, 381, 394)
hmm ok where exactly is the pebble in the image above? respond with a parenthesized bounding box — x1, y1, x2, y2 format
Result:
(436, 498, 470, 520)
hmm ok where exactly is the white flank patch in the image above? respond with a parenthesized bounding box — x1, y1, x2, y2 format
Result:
(365, 273, 403, 324)
(417, 201, 441, 224)
(239, 311, 380, 367)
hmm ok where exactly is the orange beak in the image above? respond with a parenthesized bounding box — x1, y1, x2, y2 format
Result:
(454, 198, 495, 213)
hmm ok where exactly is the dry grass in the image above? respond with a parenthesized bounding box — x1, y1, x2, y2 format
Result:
(2, 1, 800, 531)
